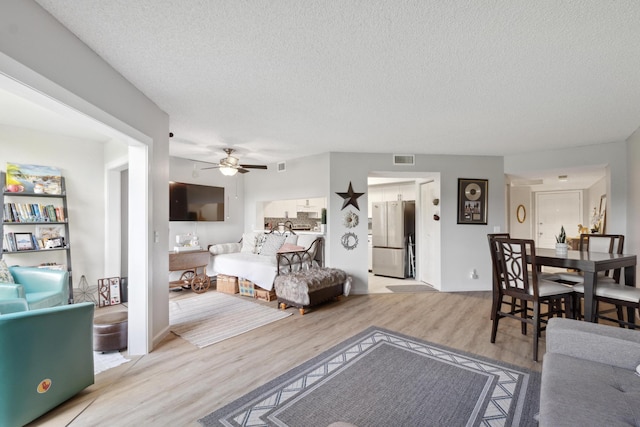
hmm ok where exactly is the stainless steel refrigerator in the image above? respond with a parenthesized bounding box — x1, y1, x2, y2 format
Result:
(372, 200, 415, 278)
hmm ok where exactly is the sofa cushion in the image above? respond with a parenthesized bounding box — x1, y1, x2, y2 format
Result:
(258, 234, 286, 256)
(540, 352, 640, 427)
(0, 259, 14, 284)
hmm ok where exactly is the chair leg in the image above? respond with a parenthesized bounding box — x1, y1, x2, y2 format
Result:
(532, 302, 540, 362)
(490, 308, 500, 344)
(521, 300, 527, 335)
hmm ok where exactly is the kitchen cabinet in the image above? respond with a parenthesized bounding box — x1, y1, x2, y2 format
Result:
(264, 199, 298, 218)
(296, 198, 325, 217)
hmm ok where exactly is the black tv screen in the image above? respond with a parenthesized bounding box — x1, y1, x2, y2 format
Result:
(169, 181, 225, 221)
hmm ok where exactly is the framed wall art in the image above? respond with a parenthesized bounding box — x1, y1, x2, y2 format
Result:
(457, 178, 488, 225)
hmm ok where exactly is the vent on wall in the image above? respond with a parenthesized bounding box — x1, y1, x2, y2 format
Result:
(277, 161, 286, 172)
(393, 154, 415, 165)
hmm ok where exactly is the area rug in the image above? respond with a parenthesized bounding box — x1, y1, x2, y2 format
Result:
(93, 351, 130, 375)
(386, 284, 437, 293)
(169, 291, 291, 348)
(199, 326, 540, 427)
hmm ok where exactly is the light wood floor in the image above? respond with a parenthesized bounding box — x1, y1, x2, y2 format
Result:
(30, 289, 627, 426)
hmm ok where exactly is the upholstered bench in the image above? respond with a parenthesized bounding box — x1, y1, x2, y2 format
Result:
(274, 267, 349, 315)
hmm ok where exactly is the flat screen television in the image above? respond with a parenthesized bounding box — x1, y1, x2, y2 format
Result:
(169, 181, 225, 221)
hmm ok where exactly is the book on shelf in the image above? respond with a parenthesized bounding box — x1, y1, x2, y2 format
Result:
(2, 202, 64, 223)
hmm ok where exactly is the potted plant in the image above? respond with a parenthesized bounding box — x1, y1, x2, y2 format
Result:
(555, 225, 568, 254)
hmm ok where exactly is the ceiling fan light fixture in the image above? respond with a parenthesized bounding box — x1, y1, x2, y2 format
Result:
(220, 166, 238, 176)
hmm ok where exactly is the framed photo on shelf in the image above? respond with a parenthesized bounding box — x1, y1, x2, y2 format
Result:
(35, 225, 64, 240)
(457, 178, 488, 225)
(14, 232, 35, 251)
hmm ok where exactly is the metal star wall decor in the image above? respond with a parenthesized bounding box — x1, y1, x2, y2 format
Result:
(73, 275, 98, 305)
(336, 181, 365, 210)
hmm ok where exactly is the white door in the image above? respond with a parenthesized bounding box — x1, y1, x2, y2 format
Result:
(419, 181, 439, 287)
(535, 191, 582, 248)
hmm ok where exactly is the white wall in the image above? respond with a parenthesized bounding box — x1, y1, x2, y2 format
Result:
(0, 125, 107, 287)
(505, 141, 627, 236)
(243, 153, 330, 231)
(1, 0, 170, 354)
(169, 156, 245, 247)
(509, 186, 532, 239)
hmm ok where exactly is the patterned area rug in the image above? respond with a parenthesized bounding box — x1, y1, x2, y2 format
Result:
(199, 327, 540, 427)
(170, 291, 291, 348)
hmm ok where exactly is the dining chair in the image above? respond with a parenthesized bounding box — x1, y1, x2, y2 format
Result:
(490, 238, 574, 361)
(487, 233, 561, 322)
(556, 234, 624, 285)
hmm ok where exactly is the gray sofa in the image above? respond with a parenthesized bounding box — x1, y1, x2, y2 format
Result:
(540, 318, 640, 427)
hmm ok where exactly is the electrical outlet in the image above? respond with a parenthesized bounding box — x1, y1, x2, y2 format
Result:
(470, 269, 478, 279)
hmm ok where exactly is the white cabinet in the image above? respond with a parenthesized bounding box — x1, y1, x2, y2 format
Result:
(295, 198, 325, 217)
(264, 199, 298, 218)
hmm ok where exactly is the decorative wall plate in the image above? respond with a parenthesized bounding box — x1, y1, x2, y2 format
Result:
(343, 210, 359, 228)
(341, 232, 359, 250)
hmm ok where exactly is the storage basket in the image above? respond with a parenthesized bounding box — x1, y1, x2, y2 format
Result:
(238, 278, 256, 297)
(255, 287, 277, 302)
(216, 274, 238, 294)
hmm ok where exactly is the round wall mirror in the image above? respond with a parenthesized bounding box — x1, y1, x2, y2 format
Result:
(516, 204, 526, 223)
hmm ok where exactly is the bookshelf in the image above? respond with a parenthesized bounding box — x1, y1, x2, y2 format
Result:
(1, 172, 73, 303)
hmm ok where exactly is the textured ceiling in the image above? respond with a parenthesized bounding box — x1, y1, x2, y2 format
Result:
(33, 1, 640, 165)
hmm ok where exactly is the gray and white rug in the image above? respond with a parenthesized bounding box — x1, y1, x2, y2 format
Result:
(199, 327, 540, 427)
(170, 291, 291, 348)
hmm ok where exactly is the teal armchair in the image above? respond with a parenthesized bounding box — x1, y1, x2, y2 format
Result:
(0, 302, 95, 427)
(0, 266, 69, 310)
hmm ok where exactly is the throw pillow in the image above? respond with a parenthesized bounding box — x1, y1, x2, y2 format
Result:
(240, 233, 258, 253)
(0, 259, 14, 283)
(209, 242, 242, 255)
(258, 234, 287, 256)
(254, 233, 268, 254)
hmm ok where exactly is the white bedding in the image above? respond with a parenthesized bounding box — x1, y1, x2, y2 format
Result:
(208, 252, 278, 291)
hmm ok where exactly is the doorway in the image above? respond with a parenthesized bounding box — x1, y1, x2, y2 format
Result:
(535, 191, 582, 248)
(367, 172, 441, 292)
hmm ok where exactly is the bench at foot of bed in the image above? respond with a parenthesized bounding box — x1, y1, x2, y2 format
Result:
(274, 267, 348, 315)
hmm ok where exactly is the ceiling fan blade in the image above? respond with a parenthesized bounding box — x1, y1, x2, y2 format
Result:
(237, 168, 250, 174)
(201, 165, 221, 170)
(240, 164, 268, 170)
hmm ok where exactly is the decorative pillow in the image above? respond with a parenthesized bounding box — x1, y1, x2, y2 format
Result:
(254, 233, 268, 254)
(241, 232, 258, 253)
(209, 242, 241, 255)
(284, 234, 298, 245)
(0, 259, 14, 283)
(258, 234, 287, 256)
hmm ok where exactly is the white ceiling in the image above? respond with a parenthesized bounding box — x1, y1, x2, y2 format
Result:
(14, 1, 640, 174)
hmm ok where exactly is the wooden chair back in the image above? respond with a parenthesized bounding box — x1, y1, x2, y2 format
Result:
(487, 233, 510, 293)
(494, 238, 540, 300)
(579, 234, 624, 281)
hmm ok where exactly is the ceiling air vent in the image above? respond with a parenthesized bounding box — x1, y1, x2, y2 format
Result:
(277, 161, 286, 172)
(393, 154, 415, 166)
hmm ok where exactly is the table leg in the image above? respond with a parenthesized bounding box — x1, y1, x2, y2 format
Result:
(582, 272, 597, 322)
(625, 266, 636, 326)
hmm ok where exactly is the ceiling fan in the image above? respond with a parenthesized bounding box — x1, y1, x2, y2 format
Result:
(201, 148, 268, 176)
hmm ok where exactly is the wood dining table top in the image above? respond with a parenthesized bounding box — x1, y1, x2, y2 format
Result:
(529, 247, 637, 323)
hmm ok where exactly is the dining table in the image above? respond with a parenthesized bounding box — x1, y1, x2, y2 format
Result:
(530, 247, 637, 323)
